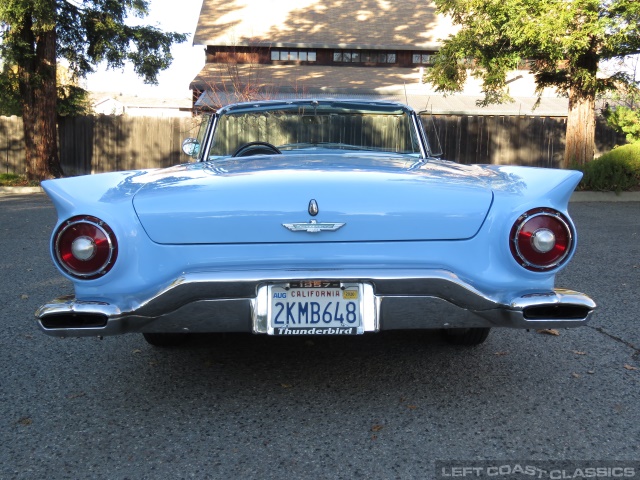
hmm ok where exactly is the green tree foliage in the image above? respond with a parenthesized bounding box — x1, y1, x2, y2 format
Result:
(603, 104, 640, 143)
(56, 83, 91, 117)
(0, 63, 91, 116)
(426, 0, 640, 167)
(601, 57, 640, 143)
(0, 67, 21, 116)
(0, 0, 187, 180)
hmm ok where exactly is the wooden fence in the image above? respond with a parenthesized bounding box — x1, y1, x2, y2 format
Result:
(0, 113, 625, 176)
(1, 115, 201, 176)
(424, 114, 623, 168)
(0, 116, 24, 175)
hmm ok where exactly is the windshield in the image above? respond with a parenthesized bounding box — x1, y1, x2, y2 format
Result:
(208, 103, 422, 157)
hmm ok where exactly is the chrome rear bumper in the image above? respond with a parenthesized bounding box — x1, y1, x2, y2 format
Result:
(35, 269, 596, 337)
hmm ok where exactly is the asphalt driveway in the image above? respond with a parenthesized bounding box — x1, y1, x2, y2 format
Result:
(1, 194, 638, 479)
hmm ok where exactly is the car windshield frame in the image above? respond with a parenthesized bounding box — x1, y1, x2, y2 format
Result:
(201, 99, 429, 160)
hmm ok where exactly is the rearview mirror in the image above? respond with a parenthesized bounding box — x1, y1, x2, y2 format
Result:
(181, 138, 200, 157)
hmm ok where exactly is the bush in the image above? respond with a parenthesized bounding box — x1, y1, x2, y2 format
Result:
(0, 174, 39, 187)
(575, 142, 640, 193)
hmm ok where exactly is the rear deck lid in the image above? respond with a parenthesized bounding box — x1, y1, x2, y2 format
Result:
(133, 156, 493, 244)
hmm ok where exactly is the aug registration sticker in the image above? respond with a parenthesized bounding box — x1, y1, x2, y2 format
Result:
(269, 282, 362, 335)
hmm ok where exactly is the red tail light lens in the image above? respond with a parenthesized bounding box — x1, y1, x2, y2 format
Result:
(54, 216, 118, 279)
(510, 208, 573, 271)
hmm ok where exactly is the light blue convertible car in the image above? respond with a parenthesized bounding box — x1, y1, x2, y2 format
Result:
(36, 99, 595, 347)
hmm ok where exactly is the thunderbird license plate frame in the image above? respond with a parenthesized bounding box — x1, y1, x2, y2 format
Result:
(267, 281, 365, 335)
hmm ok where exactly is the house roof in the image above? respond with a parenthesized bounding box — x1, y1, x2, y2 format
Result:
(190, 63, 569, 115)
(195, 90, 569, 116)
(193, 0, 455, 50)
(191, 1, 569, 116)
(189, 62, 423, 92)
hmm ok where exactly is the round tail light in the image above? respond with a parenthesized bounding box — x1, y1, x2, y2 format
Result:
(54, 216, 118, 279)
(510, 208, 573, 271)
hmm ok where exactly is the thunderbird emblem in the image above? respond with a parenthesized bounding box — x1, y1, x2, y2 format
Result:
(283, 219, 345, 233)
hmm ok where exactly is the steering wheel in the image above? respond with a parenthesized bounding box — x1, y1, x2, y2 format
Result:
(231, 141, 282, 157)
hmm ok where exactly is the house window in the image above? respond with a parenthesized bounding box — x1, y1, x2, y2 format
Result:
(412, 53, 434, 65)
(333, 50, 397, 64)
(271, 49, 317, 62)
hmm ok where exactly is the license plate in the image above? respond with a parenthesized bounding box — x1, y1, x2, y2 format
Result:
(268, 281, 363, 335)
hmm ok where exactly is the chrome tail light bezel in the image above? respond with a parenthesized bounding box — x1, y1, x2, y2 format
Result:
(53, 215, 118, 280)
(510, 208, 574, 272)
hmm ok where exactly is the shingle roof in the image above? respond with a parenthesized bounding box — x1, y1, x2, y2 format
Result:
(189, 62, 422, 92)
(194, 0, 455, 50)
(196, 90, 569, 116)
(190, 63, 569, 116)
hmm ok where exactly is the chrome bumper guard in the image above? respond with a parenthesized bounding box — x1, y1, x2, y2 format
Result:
(35, 269, 596, 337)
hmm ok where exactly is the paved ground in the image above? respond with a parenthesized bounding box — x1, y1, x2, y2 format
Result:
(1, 194, 639, 479)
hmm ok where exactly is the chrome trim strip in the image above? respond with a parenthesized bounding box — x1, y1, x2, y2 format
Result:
(411, 113, 428, 159)
(199, 113, 218, 162)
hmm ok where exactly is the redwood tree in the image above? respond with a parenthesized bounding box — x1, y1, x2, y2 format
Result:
(0, 0, 186, 180)
(425, 0, 640, 167)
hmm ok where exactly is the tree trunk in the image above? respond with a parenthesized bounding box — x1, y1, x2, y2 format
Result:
(564, 86, 596, 168)
(18, 14, 63, 181)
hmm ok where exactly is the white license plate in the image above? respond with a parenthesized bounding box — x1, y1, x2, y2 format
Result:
(268, 281, 363, 335)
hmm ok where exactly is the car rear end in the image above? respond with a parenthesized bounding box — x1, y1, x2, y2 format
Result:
(36, 158, 595, 342)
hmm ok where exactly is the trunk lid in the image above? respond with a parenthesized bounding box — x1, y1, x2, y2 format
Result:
(133, 154, 494, 244)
